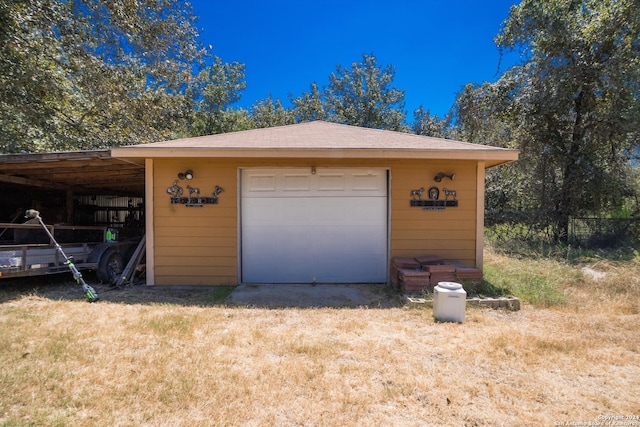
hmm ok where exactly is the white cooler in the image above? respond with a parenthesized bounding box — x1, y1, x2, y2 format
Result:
(433, 282, 466, 323)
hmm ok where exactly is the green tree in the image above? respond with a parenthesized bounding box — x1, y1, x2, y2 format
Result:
(249, 95, 295, 129)
(1, 0, 245, 152)
(412, 106, 452, 138)
(457, 0, 640, 242)
(189, 56, 248, 135)
(290, 82, 327, 123)
(1, 0, 65, 152)
(324, 53, 407, 131)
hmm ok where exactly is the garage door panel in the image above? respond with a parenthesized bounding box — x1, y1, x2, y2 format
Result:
(317, 172, 345, 191)
(241, 168, 388, 284)
(344, 198, 387, 225)
(246, 174, 277, 192)
(283, 173, 311, 191)
(315, 200, 346, 223)
(353, 172, 385, 191)
(241, 227, 269, 249)
(314, 252, 386, 283)
(347, 226, 387, 250)
(243, 253, 315, 283)
(242, 168, 386, 197)
(282, 226, 314, 251)
(242, 199, 278, 224)
(283, 203, 313, 225)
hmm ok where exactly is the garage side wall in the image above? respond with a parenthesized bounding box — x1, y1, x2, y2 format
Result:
(153, 158, 238, 285)
(151, 158, 479, 286)
(390, 160, 478, 267)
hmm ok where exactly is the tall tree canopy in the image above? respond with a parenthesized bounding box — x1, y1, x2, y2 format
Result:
(250, 95, 295, 129)
(413, 106, 452, 138)
(455, 0, 640, 242)
(325, 53, 407, 130)
(291, 53, 408, 131)
(189, 56, 248, 135)
(291, 82, 327, 123)
(0, 0, 244, 153)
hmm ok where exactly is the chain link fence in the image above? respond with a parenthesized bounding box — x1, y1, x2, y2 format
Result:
(569, 217, 640, 248)
(485, 211, 640, 249)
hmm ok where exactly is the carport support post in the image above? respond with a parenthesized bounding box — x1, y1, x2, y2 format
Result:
(66, 189, 74, 224)
(145, 158, 155, 286)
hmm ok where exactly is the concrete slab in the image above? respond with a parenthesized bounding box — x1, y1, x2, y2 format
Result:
(228, 283, 397, 308)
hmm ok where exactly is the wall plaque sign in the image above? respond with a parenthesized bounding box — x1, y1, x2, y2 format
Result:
(410, 185, 457, 210)
(167, 183, 224, 207)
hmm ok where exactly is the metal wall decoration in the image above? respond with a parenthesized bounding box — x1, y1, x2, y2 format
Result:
(434, 172, 455, 182)
(428, 186, 439, 200)
(442, 188, 456, 201)
(167, 181, 183, 197)
(167, 177, 224, 207)
(410, 172, 458, 210)
(410, 187, 425, 200)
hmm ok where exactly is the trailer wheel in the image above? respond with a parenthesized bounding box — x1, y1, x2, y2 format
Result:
(97, 249, 123, 285)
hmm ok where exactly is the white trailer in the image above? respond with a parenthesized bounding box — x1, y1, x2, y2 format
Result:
(0, 222, 140, 284)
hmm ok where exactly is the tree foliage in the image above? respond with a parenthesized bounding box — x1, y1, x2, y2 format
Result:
(2, 6, 411, 151)
(412, 106, 452, 138)
(289, 53, 408, 131)
(0, 0, 244, 153)
(325, 53, 407, 130)
(250, 95, 295, 129)
(456, 0, 640, 242)
(189, 56, 248, 135)
(291, 82, 327, 123)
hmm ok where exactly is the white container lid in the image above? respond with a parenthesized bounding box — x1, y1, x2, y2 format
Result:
(437, 281, 463, 290)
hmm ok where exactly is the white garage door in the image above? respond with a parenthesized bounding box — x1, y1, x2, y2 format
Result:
(241, 168, 388, 283)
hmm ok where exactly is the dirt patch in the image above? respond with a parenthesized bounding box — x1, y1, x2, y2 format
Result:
(228, 283, 402, 308)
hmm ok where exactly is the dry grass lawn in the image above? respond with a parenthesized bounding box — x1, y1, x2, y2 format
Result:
(1, 251, 639, 426)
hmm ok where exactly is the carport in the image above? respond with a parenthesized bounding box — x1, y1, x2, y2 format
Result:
(0, 150, 145, 226)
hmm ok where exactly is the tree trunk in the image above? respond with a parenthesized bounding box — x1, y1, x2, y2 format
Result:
(555, 89, 588, 244)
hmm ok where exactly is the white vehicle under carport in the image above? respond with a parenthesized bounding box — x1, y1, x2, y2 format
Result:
(0, 220, 141, 285)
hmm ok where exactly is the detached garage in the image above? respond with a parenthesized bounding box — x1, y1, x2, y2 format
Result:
(111, 121, 518, 286)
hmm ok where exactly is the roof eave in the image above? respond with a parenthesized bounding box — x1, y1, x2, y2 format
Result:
(111, 147, 519, 164)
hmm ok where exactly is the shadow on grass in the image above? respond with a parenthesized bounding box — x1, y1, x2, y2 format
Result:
(0, 274, 406, 309)
(472, 278, 511, 298)
(0, 273, 233, 307)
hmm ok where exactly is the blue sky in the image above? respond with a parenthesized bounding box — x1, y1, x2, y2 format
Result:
(189, 0, 520, 119)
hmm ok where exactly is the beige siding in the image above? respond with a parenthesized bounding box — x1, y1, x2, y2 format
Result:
(389, 160, 478, 267)
(150, 158, 480, 285)
(152, 158, 237, 285)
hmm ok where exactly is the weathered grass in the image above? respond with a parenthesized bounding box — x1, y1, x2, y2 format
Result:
(1, 250, 639, 426)
(482, 253, 571, 306)
(483, 245, 640, 313)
